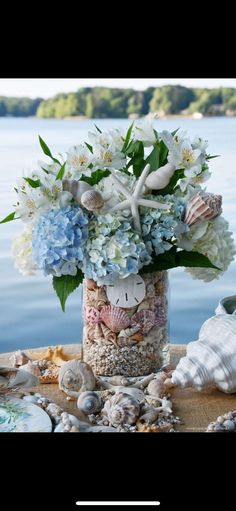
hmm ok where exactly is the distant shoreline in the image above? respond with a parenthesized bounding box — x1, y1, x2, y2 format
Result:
(1, 114, 236, 121)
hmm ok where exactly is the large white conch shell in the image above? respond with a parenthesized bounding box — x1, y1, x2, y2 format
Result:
(145, 163, 176, 190)
(171, 315, 236, 393)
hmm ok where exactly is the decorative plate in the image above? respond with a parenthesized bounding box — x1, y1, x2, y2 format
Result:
(0, 396, 52, 432)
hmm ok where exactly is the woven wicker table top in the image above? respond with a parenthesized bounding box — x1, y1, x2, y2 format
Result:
(1, 344, 236, 432)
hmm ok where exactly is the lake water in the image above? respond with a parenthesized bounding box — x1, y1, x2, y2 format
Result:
(0, 117, 236, 353)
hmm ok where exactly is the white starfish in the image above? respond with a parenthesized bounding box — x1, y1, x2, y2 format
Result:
(110, 164, 170, 232)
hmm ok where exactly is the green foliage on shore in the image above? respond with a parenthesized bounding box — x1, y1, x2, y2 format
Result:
(1, 86, 236, 118)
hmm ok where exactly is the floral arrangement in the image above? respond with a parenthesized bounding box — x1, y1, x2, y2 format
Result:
(1, 117, 235, 310)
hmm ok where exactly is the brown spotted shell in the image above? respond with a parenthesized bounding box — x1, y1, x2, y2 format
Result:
(59, 360, 95, 397)
(85, 306, 100, 325)
(100, 305, 130, 333)
(102, 392, 140, 427)
(184, 192, 222, 226)
(81, 190, 104, 211)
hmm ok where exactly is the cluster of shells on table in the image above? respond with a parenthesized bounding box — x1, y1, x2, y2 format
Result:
(83, 271, 169, 377)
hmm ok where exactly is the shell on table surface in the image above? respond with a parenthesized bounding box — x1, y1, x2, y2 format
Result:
(59, 360, 96, 397)
(145, 163, 176, 190)
(147, 374, 168, 398)
(0, 366, 38, 391)
(77, 391, 102, 415)
(27, 345, 80, 367)
(19, 361, 41, 378)
(139, 407, 159, 424)
(131, 310, 156, 334)
(184, 192, 222, 226)
(102, 392, 140, 427)
(171, 314, 236, 393)
(107, 375, 130, 387)
(81, 190, 104, 211)
(62, 179, 92, 203)
(85, 306, 100, 325)
(100, 305, 130, 333)
(10, 350, 29, 367)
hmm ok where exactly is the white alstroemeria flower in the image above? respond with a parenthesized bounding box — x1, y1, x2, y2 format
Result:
(93, 143, 126, 171)
(109, 128, 126, 151)
(179, 168, 211, 192)
(133, 118, 156, 146)
(192, 136, 208, 153)
(38, 160, 61, 175)
(88, 130, 111, 149)
(11, 225, 38, 276)
(66, 145, 92, 178)
(160, 129, 187, 150)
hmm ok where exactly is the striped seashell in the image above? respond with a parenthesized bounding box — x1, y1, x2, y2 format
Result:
(184, 192, 222, 226)
(86, 325, 96, 341)
(93, 323, 104, 343)
(85, 306, 100, 325)
(131, 310, 156, 334)
(81, 190, 104, 211)
(155, 307, 167, 327)
(100, 305, 130, 333)
(118, 325, 140, 338)
(100, 323, 118, 345)
(62, 179, 92, 203)
(116, 336, 137, 347)
(102, 392, 140, 427)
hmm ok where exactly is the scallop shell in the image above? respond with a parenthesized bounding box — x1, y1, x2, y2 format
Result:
(81, 190, 104, 211)
(102, 392, 140, 427)
(171, 314, 236, 393)
(62, 179, 92, 203)
(77, 391, 102, 415)
(10, 350, 29, 367)
(59, 360, 96, 398)
(184, 192, 222, 226)
(100, 305, 130, 333)
(86, 306, 100, 325)
(100, 323, 117, 345)
(131, 310, 156, 334)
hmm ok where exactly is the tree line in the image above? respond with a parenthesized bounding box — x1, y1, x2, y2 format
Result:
(1, 86, 236, 118)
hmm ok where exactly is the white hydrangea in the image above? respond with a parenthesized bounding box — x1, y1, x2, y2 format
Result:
(184, 216, 236, 282)
(12, 226, 38, 276)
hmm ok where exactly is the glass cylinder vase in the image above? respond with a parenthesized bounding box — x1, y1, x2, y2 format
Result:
(82, 271, 169, 377)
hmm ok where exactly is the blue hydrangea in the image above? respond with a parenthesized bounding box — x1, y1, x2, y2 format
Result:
(84, 214, 152, 285)
(32, 206, 88, 276)
(140, 195, 187, 256)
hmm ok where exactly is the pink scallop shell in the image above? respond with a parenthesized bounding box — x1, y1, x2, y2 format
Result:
(131, 310, 156, 334)
(100, 305, 130, 333)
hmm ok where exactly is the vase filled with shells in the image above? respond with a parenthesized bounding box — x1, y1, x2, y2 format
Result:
(82, 271, 169, 377)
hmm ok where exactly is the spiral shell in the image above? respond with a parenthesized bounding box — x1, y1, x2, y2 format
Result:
(62, 179, 92, 203)
(59, 360, 96, 397)
(77, 391, 102, 415)
(145, 162, 176, 190)
(184, 192, 222, 226)
(100, 305, 130, 333)
(100, 323, 117, 345)
(131, 310, 156, 334)
(171, 314, 236, 393)
(10, 350, 29, 367)
(102, 392, 140, 427)
(81, 190, 104, 211)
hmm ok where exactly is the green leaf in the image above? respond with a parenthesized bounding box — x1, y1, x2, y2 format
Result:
(52, 270, 84, 312)
(176, 250, 221, 270)
(56, 162, 66, 181)
(24, 177, 41, 188)
(158, 140, 168, 167)
(85, 142, 93, 153)
(38, 135, 61, 165)
(94, 124, 102, 133)
(122, 122, 134, 152)
(0, 212, 17, 224)
(145, 144, 159, 172)
(80, 169, 110, 186)
(171, 128, 179, 136)
(206, 154, 220, 160)
(141, 247, 177, 273)
(125, 139, 139, 155)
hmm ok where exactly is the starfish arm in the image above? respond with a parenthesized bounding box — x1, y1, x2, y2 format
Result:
(110, 174, 131, 199)
(131, 200, 141, 233)
(111, 199, 131, 211)
(138, 198, 170, 210)
(133, 163, 150, 198)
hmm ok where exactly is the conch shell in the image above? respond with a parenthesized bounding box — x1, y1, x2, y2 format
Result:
(145, 163, 176, 190)
(0, 366, 38, 393)
(171, 314, 236, 393)
(102, 392, 140, 427)
(59, 360, 96, 398)
(184, 192, 222, 226)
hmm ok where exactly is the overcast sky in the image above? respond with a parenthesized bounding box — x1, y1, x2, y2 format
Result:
(0, 78, 235, 99)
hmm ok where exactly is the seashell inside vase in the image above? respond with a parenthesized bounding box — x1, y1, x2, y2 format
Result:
(171, 314, 236, 393)
(83, 272, 169, 377)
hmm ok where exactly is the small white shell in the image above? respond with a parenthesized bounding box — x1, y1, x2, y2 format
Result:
(102, 392, 140, 427)
(0, 366, 38, 391)
(10, 350, 29, 367)
(59, 360, 96, 398)
(145, 163, 176, 190)
(19, 361, 41, 378)
(81, 190, 104, 211)
(77, 391, 102, 415)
